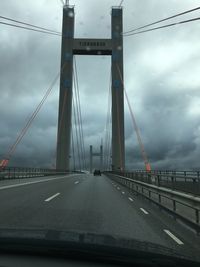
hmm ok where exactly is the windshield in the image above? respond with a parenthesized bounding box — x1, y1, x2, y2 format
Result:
(0, 0, 200, 264)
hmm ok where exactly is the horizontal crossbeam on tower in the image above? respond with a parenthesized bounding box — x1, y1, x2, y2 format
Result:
(73, 38, 112, 55)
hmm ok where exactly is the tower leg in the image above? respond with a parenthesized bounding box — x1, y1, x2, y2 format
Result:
(56, 6, 75, 170)
(111, 8, 125, 171)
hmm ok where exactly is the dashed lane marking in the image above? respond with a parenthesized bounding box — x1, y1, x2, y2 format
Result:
(140, 208, 149, 214)
(45, 193, 60, 202)
(164, 230, 184, 245)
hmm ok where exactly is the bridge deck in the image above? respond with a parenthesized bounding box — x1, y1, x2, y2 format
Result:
(0, 173, 199, 261)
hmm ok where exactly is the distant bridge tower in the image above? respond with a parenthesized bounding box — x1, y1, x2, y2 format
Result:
(90, 145, 103, 173)
(56, 4, 125, 171)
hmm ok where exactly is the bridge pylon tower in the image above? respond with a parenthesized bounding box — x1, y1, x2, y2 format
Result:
(56, 5, 125, 171)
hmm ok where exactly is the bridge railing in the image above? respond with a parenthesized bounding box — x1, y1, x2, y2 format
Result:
(0, 167, 76, 180)
(105, 171, 200, 232)
(110, 170, 200, 196)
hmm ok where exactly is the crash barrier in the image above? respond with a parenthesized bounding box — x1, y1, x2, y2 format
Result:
(0, 167, 82, 180)
(111, 170, 200, 196)
(106, 172, 200, 232)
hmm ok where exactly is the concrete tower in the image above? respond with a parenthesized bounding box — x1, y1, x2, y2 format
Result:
(56, 6, 125, 171)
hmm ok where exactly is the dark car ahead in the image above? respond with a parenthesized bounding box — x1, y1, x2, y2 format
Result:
(93, 169, 101, 176)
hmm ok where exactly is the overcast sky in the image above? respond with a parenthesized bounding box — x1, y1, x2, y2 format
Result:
(0, 0, 200, 170)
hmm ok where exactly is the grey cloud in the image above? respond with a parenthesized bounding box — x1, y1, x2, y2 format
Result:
(1, 0, 200, 170)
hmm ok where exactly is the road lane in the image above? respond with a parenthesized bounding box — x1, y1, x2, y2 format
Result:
(0, 173, 199, 260)
(0, 174, 79, 189)
(0, 174, 85, 229)
(107, 175, 200, 258)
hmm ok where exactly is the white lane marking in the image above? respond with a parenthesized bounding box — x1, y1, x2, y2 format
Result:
(74, 181, 79, 184)
(117, 187, 120, 190)
(0, 175, 78, 191)
(140, 208, 149, 214)
(45, 193, 60, 202)
(164, 230, 184, 245)
(122, 191, 125, 194)
(128, 197, 134, 202)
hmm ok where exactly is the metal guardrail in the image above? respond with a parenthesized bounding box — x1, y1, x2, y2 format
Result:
(112, 170, 200, 196)
(0, 167, 77, 180)
(105, 172, 200, 232)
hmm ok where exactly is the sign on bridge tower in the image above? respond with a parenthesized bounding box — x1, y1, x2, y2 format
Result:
(56, 4, 125, 171)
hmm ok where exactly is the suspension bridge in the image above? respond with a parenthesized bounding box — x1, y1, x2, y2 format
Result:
(0, 1, 200, 260)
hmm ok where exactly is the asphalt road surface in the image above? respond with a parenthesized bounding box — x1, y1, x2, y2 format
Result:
(0, 173, 200, 260)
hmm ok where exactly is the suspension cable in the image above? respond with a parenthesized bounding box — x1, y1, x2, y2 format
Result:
(103, 70, 112, 170)
(119, 0, 124, 7)
(0, 21, 61, 36)
(74, 57, 86, 170)
(123, 16, 200, 37)
(123, 6, 200, 34)
(4, 64, 66, 162)
(0, 15, 61, 34)
(71, 122, 76, 171)
(73, 68, 83, 170)
(72, 91, 81, 171)
(116, 64, 151, 171)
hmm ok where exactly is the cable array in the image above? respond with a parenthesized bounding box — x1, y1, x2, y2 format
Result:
(74, 57, 86, 169)
(4, 64, 65, 163)
(1, 6, 200, 38)
(123, 6, 200, 37)
(103, 71, 112, 171)
(71, 57, 86, 171)
(71, 122, 76, 171)
(124, 17, 200, 37)
(72, 92, 81, 171)
(0, 21, 61, 36)
(123, 6, 200, 34)
(116, 64, 151, 171)
(0, 15, 61, 34)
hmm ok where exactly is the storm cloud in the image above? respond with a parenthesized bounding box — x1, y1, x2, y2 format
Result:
(0, 0, 200, 170)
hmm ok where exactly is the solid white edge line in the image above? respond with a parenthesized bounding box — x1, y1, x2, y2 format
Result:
(140, 208, 149, 215)
(128, 197, 134, 202)
(164, 229, 184, 245)
(74, 181, 79, 184)
(0, 175, 77, 191)
(45, 193, 60, 202)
